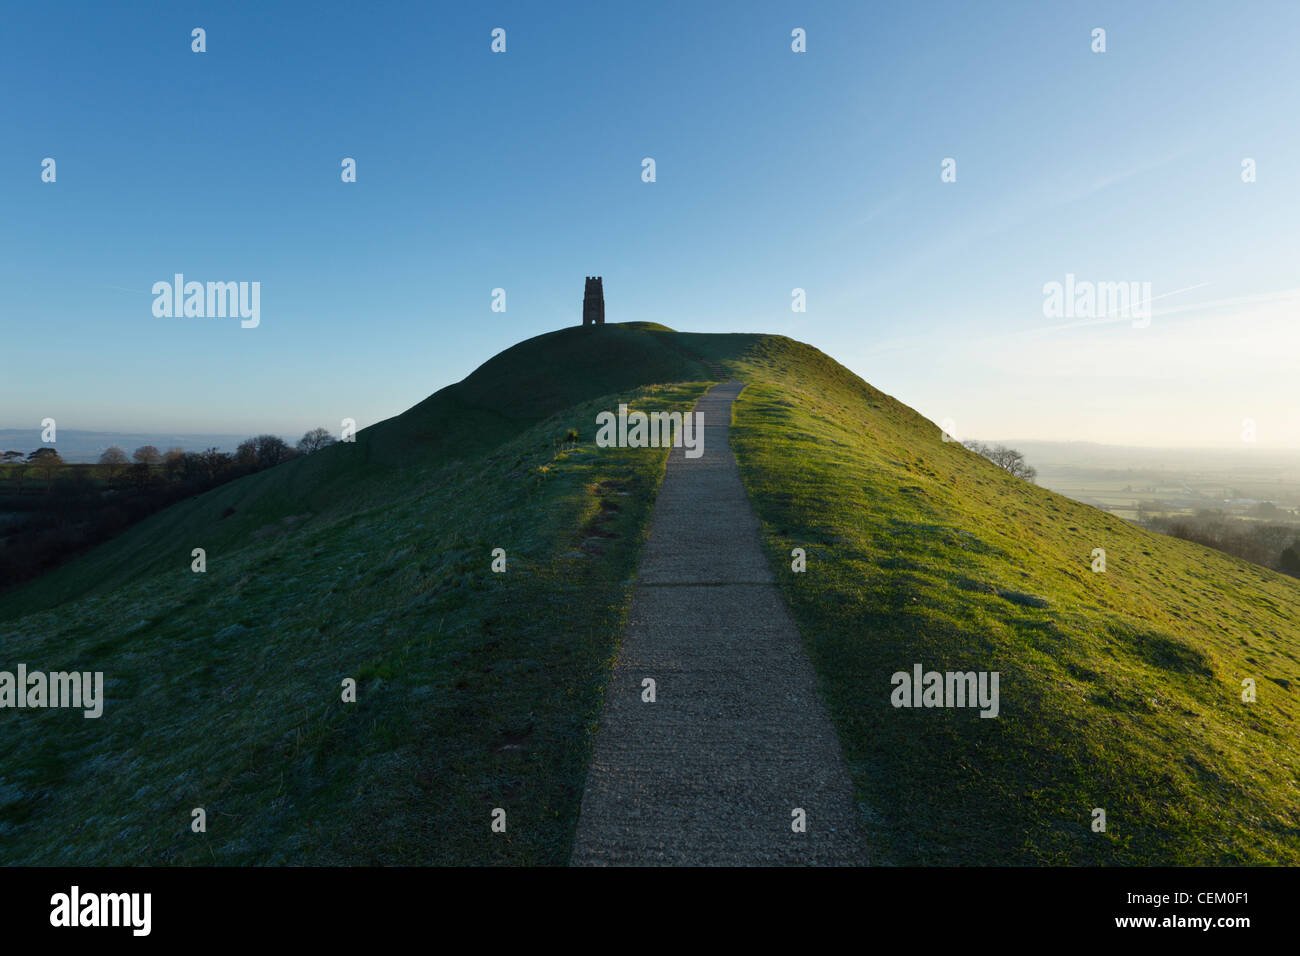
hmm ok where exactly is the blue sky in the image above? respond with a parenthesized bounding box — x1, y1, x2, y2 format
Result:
(2, 0, 1297, 447)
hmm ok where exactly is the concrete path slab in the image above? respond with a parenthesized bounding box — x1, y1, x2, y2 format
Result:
(570, 382, 869, 866)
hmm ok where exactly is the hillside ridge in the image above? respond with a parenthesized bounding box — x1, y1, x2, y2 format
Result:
(2, 322, 1297, 865)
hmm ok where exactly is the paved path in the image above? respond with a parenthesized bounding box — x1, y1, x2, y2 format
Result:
(570, 382, 869, 865)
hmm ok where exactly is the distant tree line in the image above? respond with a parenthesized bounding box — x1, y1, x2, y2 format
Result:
(0, 428, 339, 592)
(1140, 508, 1300, 579)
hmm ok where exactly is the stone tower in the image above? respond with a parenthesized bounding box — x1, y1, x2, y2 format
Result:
(583, 276, 605, 326)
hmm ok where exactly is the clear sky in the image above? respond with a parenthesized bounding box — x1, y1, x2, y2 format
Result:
(2, 0, 1297, 448)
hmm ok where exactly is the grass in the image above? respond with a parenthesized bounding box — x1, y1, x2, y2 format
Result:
(0, 325, 710, 864)
(3, 322, 1298, 865)
(717, 335, 1300, 864)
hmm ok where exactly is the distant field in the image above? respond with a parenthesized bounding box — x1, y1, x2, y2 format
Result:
(1008, 443, 1300, 524)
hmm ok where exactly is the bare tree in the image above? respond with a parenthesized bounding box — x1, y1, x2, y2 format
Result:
(199, 447, 230, 480)
(99, 446, 129, 483)
(238, 435, 293, 469)
(297, 427, 337, 455)
(27, 447, 63, 490)
(236, 437, 258, 467)
(133, 445, 163, 467)
(163, 446, 186, 479)
(962, 440, 1037, 483)
(255, 434, 293, 467)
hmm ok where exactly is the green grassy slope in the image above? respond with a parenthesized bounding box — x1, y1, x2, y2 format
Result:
(0, 322, 708, 619)
(0, 324, 711, 864)
(3, 324, 1297, 865)
(719, 336, 1300, 864)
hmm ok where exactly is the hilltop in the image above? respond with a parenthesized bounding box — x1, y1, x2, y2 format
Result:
(2, 323, 1297, 864)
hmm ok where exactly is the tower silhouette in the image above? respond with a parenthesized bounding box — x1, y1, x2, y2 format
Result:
(582, 276, 605, 326)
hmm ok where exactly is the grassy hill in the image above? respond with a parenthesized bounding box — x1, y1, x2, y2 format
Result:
(719, 335, 1300, 864)
(0, 323, 711, 864)
(2, 323, 1297, 864)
